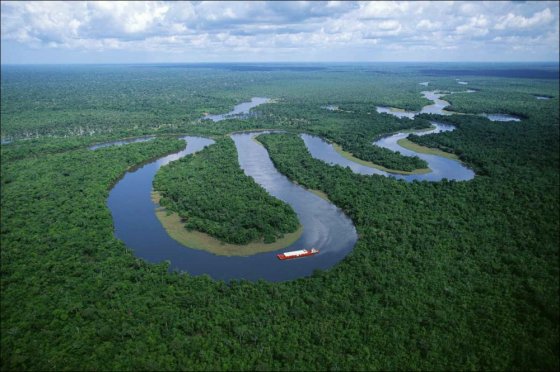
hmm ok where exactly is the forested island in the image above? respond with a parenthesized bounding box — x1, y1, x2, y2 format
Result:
(1, 63, 558, 370)
(153, 137, 301, 250)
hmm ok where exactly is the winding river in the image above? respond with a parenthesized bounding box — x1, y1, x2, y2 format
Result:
(312, 89, 476, 181)
(480, 113, 521, 122)
(376, 90, 521, 122)
(376, 91, 453, 119)
(105, 92, 479, 281)
(108, 133, 357, 282)
(303, 122, 474, 182)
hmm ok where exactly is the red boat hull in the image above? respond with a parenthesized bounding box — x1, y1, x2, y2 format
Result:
(277, 249, 319, 260)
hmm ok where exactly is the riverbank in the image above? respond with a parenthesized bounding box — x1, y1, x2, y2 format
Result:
(309, 189, 331, 202)
(396, 138, 459, 160)
(332, 143, 431, 175)
(151, 192, 304, 257)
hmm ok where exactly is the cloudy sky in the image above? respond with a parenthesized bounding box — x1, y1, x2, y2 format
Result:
(1, 1, 558, 64)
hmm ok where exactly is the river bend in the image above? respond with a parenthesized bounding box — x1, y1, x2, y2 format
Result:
(104, 94, 479, 281)
(108, 133, 357, 282)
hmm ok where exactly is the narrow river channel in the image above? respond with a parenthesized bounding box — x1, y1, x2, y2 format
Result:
(376, 90, 521, 122)
(302, 122, 475, 182)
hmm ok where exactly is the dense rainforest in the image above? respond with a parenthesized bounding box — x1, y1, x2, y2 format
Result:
(1, 63, 558, 370)
(153, 137, 299, 245)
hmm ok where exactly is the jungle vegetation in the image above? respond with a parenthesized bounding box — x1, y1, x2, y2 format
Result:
(1, 63, 558, 370)
(153, 137, 299, 245)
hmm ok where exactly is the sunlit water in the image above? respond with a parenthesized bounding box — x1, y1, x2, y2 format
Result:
(322, 105, 339, 111)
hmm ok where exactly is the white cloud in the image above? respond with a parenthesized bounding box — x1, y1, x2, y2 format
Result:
(84, 1, 170, 37)
(0, 1, 558, 63)
(459, 2, 479, 16)
(357, 1, 410, 19)
(378, 20, 401, 31)
(455, 15, 489, 36)
(416, 19, 440, 31)
(495, 8, 554, 30)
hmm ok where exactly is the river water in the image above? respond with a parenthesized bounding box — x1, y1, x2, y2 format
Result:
(108, 133, 357, 282)
(303, 122, 474, 182)
(203, 97, 270, 122)
(376, 91, 452, 119)
(105, 94, 476, 282)
(481, 113, 521, 122)
(376, 90, 521, 122)
(313, 90, 476, 181)
(89, 136, 155, 150)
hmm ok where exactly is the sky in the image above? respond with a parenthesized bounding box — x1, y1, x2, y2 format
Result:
(1, 1, 559, 64)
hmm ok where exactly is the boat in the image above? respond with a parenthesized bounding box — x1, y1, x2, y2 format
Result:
(277, 248, 319, 260)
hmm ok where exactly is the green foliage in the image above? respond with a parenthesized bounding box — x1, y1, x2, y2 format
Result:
(0, 65, 252, 138)
(412, 109, 559, 177)
(440, 78, 559, 119)
(153, 137, 299, 244)
(258, 127, 559, 371)
(0, 65, 447, 172)
(1, 64, 558, 370)
(255, 101, 432, 171)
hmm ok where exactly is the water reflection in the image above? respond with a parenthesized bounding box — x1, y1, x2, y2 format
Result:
(420, 91, 453, 115)
(376, 106, 416, 119)
(232, 132, 357, 255)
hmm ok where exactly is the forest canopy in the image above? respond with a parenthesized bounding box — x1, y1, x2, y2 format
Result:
(1, 63, 558, 370)
(153, 137, 300, 245)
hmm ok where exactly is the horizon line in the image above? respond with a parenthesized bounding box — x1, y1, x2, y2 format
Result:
(2, 61, 559, 66)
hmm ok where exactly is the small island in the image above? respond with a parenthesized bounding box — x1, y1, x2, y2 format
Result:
(153, 137, 302, 256)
